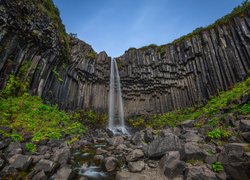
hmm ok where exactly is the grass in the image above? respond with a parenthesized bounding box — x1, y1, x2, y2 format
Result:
(0, 75, 86, 142)
(129, 75, 250, 129)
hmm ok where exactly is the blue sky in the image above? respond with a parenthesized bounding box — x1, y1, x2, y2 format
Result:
(54, 0, 243, 57)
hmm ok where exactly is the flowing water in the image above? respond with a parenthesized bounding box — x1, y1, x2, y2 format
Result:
(108, 59, 129, 134)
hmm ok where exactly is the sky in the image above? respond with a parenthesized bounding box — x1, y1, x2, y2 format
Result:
(53, 0, 244, 57)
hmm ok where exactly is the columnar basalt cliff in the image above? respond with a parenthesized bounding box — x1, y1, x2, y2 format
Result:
(0, 0, 110, 112)
(118, 10, 250, 116)
(1, 0, 250, 117)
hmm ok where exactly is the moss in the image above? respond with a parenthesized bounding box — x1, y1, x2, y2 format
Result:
(85, 50, 97, 60)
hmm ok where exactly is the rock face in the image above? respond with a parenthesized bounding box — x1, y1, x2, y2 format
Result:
(1, 0, 250, 117)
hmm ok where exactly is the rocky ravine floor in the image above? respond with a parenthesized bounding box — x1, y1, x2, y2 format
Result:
(0, 114, 250, 180)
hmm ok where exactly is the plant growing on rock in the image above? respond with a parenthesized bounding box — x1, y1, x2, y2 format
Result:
(207, 128, 232, 140)
(212, 162, 223, 172)
(25, 143, 37, 153)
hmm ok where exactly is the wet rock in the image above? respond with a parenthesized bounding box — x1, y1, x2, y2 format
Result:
(185, 165, 217, 180)
(159, 151, 186, 179)
(126, 149, 144, 162)
(54, 166, 74, 180)
(51, 147, 70, 166)
(239, 120, 250, 132)
(145, 133, 181, 158)
(32, 170, 47, 180)
(128, 161, 145, 172)
(34, 159, 56, 173)
(93, 155, 104, 161)
(104, 157, 118, 172)
(108, 136, 124, 146)
(183, 142, 206, 161)
(9, 154, 32, 171)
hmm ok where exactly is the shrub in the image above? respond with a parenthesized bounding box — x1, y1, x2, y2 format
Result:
(212, 162, 223, 172)
(25, 143, 37, 153)
(207, 128, 232, 140)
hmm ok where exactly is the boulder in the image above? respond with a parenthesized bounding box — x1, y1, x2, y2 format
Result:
(144, 128, 154, 143)
(239, 120, 250, 132)
(128, 161, 145, 172)
(104, 157, 118, 172)
(0, 157, 5, 170)
(51, 147, 70, 166)
(178, 120, 194, 128)
(159, 151, 186, 179)
(145, 133, 181, 158)
(93, 155, 104, 162)
(116, 171, 151, 180)
(96, 148, 108, 155)
(183, 142, 206, 161)
(223, 162, 250, 180)
(126, 149, 144, 162)
(32, 170, 47, 180)
(34, 159, 56, 173)
(0, 139, 10, 150)
(180, 131, 203, 142)
(54, 166, 74, 180)
(108, 136, 124, 146)
(185, 165, 217, 180)
(6, 142, 22, 156)
(218, 143, 250, 164)
(131, 132, 144, 145)
(241, 132, 250, 143)
(9, 154, 32, 171)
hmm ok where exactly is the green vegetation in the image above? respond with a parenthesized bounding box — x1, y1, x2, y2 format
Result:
(52, 68, 64, 83)
(78, 110, 108, 128)
(212, 162, 223, 172)
(25, 143, 37, 153)
(129, 75, 250, 129)
(85, 50, 97, 60)
(207, 128, 232, 140)
(173, 0, 250, 44)
(0, 75, 86, 142)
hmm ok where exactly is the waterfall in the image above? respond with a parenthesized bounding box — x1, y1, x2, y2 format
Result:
(108, 58, 128, 134)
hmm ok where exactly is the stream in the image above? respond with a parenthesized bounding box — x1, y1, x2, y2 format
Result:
(72, 142, 116, 180)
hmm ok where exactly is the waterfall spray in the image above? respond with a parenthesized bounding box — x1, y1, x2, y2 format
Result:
(108, 58, 128, 134)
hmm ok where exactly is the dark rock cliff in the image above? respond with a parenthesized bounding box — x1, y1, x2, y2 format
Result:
(1, 0, 250, 117)
(118, 9, 250, 116)
(0, 0, 110, 112)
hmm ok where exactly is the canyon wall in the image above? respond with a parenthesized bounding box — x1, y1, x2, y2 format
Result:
(0, 0, 110, 112)
(1, 0, 250, 117)
(119, 11, 250, 115)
